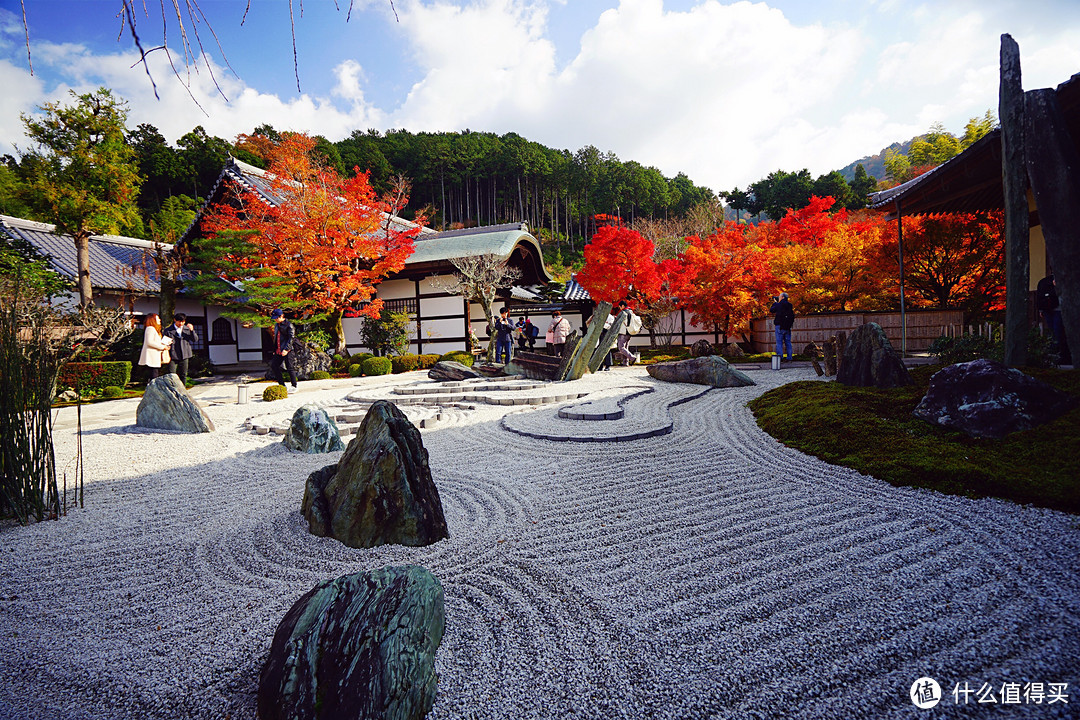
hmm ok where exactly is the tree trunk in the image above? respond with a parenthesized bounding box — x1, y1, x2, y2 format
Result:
(329, 309, 346, 355)
(999, 33, 1029, 366)
(74, 232, 93, 308)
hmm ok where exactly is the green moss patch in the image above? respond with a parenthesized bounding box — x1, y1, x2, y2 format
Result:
(748, 365, 1080, 513)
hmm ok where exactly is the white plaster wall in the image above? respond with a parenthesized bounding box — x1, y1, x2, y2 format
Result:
(376, 279, 416, 300)
(419, 317, 462, 342)
(419, 295, 462, 317)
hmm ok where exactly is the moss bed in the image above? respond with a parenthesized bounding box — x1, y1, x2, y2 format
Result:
(748, 365, 1080, 514)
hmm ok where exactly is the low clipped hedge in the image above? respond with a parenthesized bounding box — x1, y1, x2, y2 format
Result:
(101, 386, 125, 399)
(58, 361, 131, 394)
(391, 354, 421, 373)
(310, 370, 332, 380)
(348, 364, 364, 377)
(353, 352, 374, 364)
(262, 384, 288, 402)
(361, 357, 392, 376)
(418, 354, 440, 369)
(437, 351, 474, 367)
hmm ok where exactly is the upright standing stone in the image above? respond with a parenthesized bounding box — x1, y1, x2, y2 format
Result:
(302, 400, 448, 549)
(837, 323, 912, 388)
(259, 566, 445, 720)
(1000, 33, 1029, 366)
(555, 330, 580, 381)
(1025, 88, 1080, 369)
(565, 301, 611, 380)
(587, 309, 627, 374)
(135, 374, 215, 433)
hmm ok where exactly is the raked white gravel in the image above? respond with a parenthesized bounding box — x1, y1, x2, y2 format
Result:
(1, 367, 1078, 719)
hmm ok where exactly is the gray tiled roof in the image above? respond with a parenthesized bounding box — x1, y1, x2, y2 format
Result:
(563, 275, 592, 301)
(1, 215, 167, 294)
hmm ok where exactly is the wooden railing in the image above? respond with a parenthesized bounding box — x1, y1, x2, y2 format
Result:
(749, 309, 965, 353)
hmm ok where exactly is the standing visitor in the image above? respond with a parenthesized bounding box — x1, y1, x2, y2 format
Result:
(1037, 272, 1071, 364)
(546, 310, 571, 357)
(524, 317, 538, 351)
(270, 308, 298, 392)
(493, 307, 515, 363)
(614, 300, 641, 366)
(137, 313, 172, 380)
(162, 312, 198, 383)
(770, 292, 795, 362)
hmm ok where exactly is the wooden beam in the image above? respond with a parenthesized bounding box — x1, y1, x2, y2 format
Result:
(1000, 33, 1029, 366)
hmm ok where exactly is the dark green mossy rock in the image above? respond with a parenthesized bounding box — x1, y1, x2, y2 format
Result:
(302, 400, 448, 549)
(258, 566, 445, 720)
(284, 404, 345, 453)
(646, 355, 755, 387)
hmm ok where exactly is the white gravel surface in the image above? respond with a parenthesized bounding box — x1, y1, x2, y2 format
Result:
(1, 367, 1079, 719)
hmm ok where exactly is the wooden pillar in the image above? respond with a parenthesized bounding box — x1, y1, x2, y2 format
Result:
(1000, 33, 1029, 366)
(1024, 88, 1080, 366)
(895, 200, 907, 356)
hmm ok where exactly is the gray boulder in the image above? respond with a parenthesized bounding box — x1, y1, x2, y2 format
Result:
(302, 400, 449, 549)
(690, 339, 713, 357)
(284, 404, 345, 453)
(837, 322, 912, 388)
(718, 342, 745, 360)
(647, 355, 755, 387)
(135, 374, 215, 433)
(258, 565, 445, 720)
(428, 360, 480, 381)
(913, 358, 1076, 438)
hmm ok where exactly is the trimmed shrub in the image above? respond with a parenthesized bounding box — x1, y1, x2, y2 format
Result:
(353, 352, 374, 364)
(101, 386, 124, 399)
(310, 370, 332, 380)
(262, 384, 288, 402)
(58, 361, 131, 394)
(330, 354, 349, 371)
(391, 354, 421, 373)
(348, 364, 364, 377)
(361, 356, 392, 376)
(418, 354, 440, 369)
(438, 351, 474, 367)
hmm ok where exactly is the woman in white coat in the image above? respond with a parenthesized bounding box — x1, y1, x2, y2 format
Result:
(138, 313, 172, 380)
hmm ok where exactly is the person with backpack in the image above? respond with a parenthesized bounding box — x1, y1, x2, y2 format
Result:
(546, 310, 571, 357)
(524, 317, 538, 351)
(493, 307, 515, 363)
(770, 292, 795, 362)
(614, 300, 642, 366)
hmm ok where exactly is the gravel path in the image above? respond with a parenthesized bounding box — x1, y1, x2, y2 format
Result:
(1, 368, 1078, 719)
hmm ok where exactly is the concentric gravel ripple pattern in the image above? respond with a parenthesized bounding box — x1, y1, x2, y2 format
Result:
(1, 369, 1078, 719)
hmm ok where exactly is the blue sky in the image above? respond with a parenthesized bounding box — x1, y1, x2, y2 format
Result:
(2, 0, 1080, 193)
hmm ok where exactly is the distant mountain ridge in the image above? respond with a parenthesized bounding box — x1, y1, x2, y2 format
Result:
(839, 138, 917, 182)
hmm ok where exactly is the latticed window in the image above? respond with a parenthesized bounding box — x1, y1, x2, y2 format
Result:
(210, 317, 233, 344)
(383, 298, 418, 314)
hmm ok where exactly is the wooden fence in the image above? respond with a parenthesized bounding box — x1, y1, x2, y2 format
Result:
(749, 309, 965, 354)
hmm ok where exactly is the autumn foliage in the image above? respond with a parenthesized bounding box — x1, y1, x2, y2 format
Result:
(576, 194, 1006, 342)
(200, 133, 423, 321)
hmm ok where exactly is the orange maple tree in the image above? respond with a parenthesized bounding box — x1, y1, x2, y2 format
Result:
(200, 133, 424, 347)
(672, 223, 775, 339)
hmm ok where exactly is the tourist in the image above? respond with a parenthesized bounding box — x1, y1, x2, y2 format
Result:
(770, 292, 795, 361)
(1037, 272, 1071, 364)
(162, 312, 198, 383)
(515, 317, 529, 354)
(614, 300, 641, 366)
(270, 308, 298, 392)
(137, 313, 172, 381)
(524, 317, 538, 351)
(587, 309, 614, 371)
(493, 307, 515, 363)
(546, 310, 570, 357)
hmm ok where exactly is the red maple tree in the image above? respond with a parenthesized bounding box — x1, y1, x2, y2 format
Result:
(201, 133, 424, 347)
(575, 226, 661, 306)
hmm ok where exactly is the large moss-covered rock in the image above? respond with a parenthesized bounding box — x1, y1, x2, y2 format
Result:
(913, 358, 1076, 438)
(837, 322, 912, 388)
(258, 566, 445, 720)
(302, 400, 448, 549)
(135, 374, 215, 433)
(646, 356, 755, 387)
(284, 404, 345, 453)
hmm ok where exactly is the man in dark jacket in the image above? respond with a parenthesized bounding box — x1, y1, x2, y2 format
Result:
(162, 312, 199, 383)
(770, 292, 795, 361)
(270, 308, 298, 391)
(1037, 272, 1071, 364)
